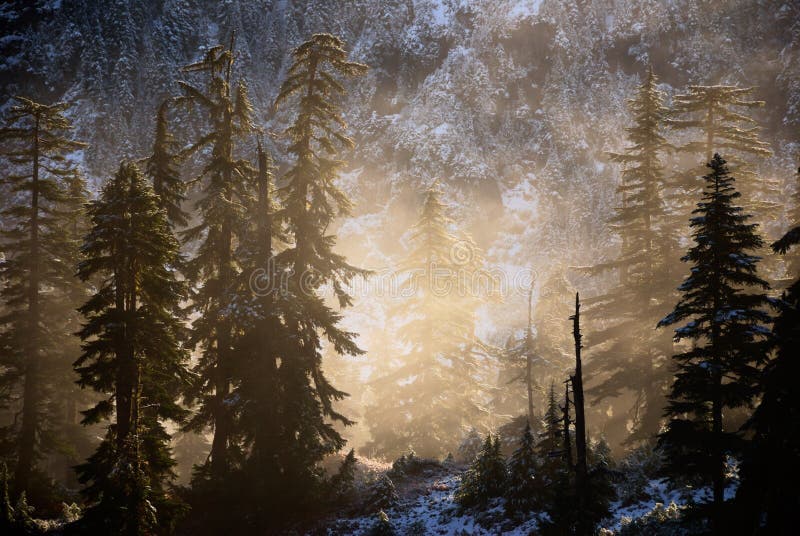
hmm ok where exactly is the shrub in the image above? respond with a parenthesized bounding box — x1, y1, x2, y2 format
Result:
(455, 433, 506, 509)
(366, 510, 396, 536)
(366, 475, 399, 512)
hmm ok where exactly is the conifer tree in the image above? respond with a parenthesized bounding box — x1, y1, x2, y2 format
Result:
(366, 185, 494, 458)
(235, 142, 286, 526)
(735, 185, 800, 535)
(777, 165, 800, 285)
(74, 162, 189, 535)
(658, 154, 771, 534)
(585, 68, 675, 443)
(668, 85, 773, 220)
(536, 382, 567, 506)
(524, 288, 536, 423)
(505, 423, 537, 516)
(537, 381, 562, 464)
(456, 433, 506, 509)
(271, 33, 367, 510)
(0, 97, 86, 496)
(329, 448, 357, 504)
(49, 168, 94, 487)
(540, 382, 579, 536)
(145, 99, 186, 227)
(494, 286, 540, 428)
(176, 41, 255, 480)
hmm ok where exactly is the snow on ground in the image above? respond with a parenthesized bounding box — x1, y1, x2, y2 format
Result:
(322, 458, 740, 535)
(327, 473, 541, 535)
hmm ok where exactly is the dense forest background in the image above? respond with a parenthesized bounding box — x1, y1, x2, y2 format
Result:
(1, 0, 799, 534)
(4, 0, 796, 453)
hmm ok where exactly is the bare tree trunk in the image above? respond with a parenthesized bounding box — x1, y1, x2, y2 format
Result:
(571, 292, 589, 535)
(562, 381, 573, 472)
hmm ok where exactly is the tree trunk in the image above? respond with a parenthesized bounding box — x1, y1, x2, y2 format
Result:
(571, 293, 589, 535)
(526, 287, 534, 426)
(710, 172, 724, 536)
(210, 187, 234, 481)
(210, 64, 236, 480)
(15, 116, 41, 495)
(562, 381, 573, 472)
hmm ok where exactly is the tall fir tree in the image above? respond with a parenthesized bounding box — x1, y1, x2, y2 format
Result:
(658, 154, 771, 534)
(735, 170, 800, 535)
(271, 33, 367, 512)
(233, 141, 287, 527)
(493, 269, 575, 428)
(175, 41, 255, 480)
(366, 184, 495, 458)
(47, 168, 95, 489)
(145, 99, 187, 228)
(668, 85, 773, 224)
(0, 97, 86, 497)
(584, 68, 675, 444)
(74, 161, 189, 535)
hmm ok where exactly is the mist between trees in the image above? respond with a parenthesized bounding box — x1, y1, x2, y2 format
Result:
(0, 2, 798, 535)
(248, 259, 536, 299)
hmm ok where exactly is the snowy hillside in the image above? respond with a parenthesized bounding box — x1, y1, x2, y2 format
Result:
(2, 0, 798, 449)
(320, 453, 740, 535)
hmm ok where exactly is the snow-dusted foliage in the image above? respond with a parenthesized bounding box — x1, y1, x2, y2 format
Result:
(2, 2, 797, 451)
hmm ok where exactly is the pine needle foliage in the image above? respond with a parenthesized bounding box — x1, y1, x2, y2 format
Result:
(0, 96, 86, 497)
(74, 162, 189, 535)
(735, 187, 800, 534)
(585, 68, 676, 443)
(668, 85, 773, 222)
(366, 185, 494, 458)
(658, 154, 771, 531)
(456, 433, 506, 509)
(505, 423, 538, 516)
(271, 32, 367, 513)
(175, 41, 255, 480)
(145, 99, 186, 228)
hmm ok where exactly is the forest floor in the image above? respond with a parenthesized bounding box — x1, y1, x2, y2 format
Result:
(320, 455, 739, 535)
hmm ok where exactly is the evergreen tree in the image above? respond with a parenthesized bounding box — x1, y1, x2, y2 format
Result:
(74, 162, 189, 535)
(668, 85, 773, 221)
(234, 141, 286, 526)
(366, 185, 494, 458)
(176, 41, 255, 480)
(271, 32, 367, 512)
(456, 433, 506, 509)
(145, 99, 186, 228)
(735, 187, 800, 535)
(584, 68, 675, 443)
(658, 154, 771, 534)
(493, 286, 543, 429)
(540, 385, 578, 536)
(328, 449, 357, 505)
(504, 423, 537, 516)
(47, 168, 94, 489)
(537, 381, 562, 465)
(776, 165, 800, 286)
(0, 97, 86, 497)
